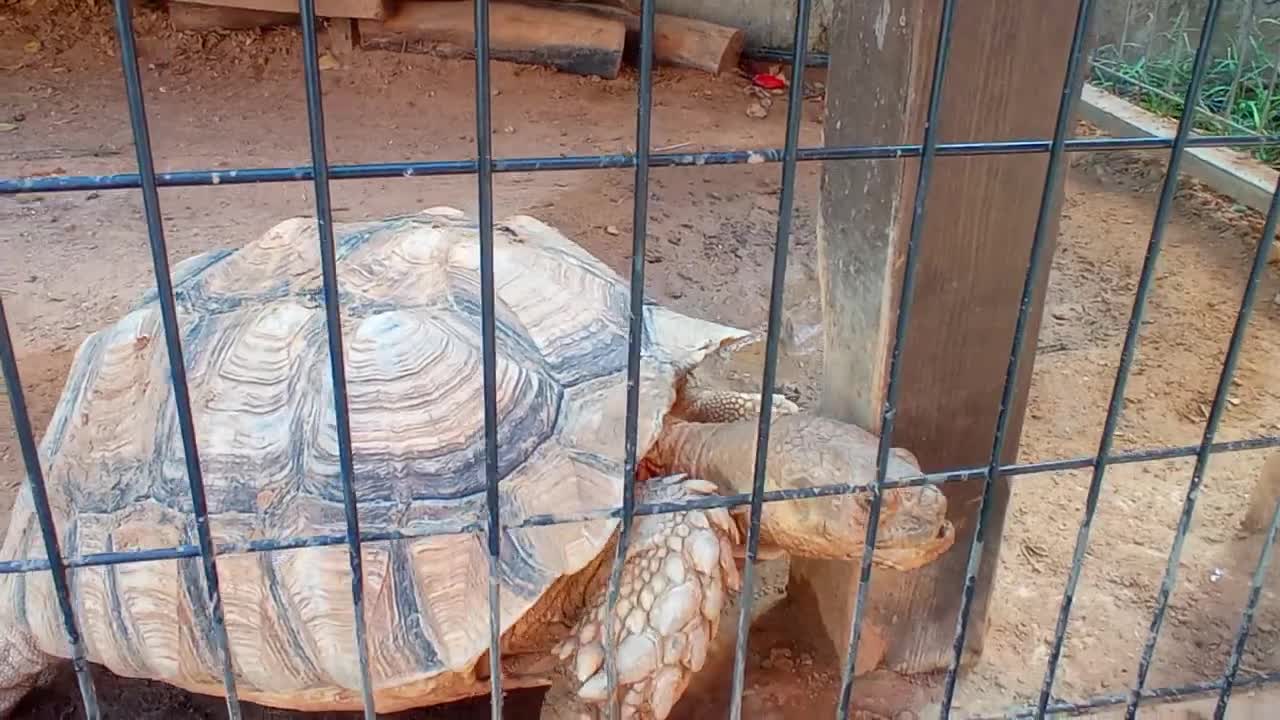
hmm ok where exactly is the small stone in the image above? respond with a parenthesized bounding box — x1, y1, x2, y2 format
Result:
(318, 53, 341, 70)
(640, 588, 655, 611)
(626, 608, 647, 634)
(746, 101, 769, 119)
(605, 225, 621, 236)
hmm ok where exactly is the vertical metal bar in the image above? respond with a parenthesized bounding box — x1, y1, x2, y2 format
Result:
(833, 1, 958, 717)
(110, 0, 242, 715)
(1210, 176, 1280, 720)
(935, 1, 1098, 717)
(296, 2, 377, 717)
(725, 0, 812, 716)
(470, 0, 504, 717)
(1108, 1, 1228, 716)
(600, 0, 657, 714)
(0, 299, 100, 719)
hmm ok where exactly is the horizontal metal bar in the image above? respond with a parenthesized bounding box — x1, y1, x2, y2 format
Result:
(2, 433, 1274, 576)
(982, 671, 1280, 719)
(4, 134, 1279, 195)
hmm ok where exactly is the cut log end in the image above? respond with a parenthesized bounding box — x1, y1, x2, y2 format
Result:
(550, 3, 746, 75)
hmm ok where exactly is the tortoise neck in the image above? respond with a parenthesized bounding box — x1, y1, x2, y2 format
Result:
(649, 418, 750, 496)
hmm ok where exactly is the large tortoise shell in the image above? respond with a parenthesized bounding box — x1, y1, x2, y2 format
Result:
(0, 207, 748, 706)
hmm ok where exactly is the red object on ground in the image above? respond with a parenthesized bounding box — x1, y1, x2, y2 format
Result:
(753, 73, 786, 90)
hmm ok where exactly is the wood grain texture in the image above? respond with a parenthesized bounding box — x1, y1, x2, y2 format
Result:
(0, 207, 751, 712)
(168, 2, 298, 31)
(789, 0, 1087, 682)
(358, 1, 627, 79)
(550, 2, 746, 75)
(177, 0, 392, 19)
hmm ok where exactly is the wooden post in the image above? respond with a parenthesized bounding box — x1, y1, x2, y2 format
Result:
(786, 0, 1091, 690)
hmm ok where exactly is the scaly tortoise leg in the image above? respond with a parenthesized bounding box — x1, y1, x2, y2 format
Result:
(676, 385, 800, 424)
(540, 474, 741, 720)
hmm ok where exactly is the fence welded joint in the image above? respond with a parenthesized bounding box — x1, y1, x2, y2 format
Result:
(295, 0, 377, 716)
(5, 134, 1280, 195)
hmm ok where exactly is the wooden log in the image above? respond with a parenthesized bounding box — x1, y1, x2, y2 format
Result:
(178, 0, 391, 20)
(551, 0, 640, 16)
(358, 1, 626, 78)
(556, 3, 744, 75)
(169, 2, 297, 30)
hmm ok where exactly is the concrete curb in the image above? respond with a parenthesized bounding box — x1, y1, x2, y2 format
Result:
(1077, 84, 1278, 216)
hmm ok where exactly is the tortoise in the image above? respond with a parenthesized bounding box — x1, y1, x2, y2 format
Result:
(0, 207, 955, 719)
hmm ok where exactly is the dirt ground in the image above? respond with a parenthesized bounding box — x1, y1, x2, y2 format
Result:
(2, 1, 1280, 718)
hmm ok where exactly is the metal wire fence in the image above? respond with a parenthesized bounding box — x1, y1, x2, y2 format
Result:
(1089, 0, 1280, 165)
(1, 0, 1279, 719)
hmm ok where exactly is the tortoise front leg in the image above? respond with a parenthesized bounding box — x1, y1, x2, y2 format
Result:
(540, 474, 741, 720)
(676, 386, 800, 424)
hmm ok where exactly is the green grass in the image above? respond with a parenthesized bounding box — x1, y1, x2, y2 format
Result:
(1089, 18, 1280, 169)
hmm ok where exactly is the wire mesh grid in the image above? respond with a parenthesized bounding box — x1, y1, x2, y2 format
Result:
(1, 0, 1279, 719)
(1089, 0, 1280, 161)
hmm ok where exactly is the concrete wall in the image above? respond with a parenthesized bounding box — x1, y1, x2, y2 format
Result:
(656, 0, 833, 52)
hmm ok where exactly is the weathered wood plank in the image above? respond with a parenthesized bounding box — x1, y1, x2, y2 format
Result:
(178, 0, 391, 21)
(358, 1, 627, 78)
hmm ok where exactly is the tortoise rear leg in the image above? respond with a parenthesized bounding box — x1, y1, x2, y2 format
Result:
(676, 386, 800, 424)
(0, 621, 58, 717)
(540, 474, 741, 720)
